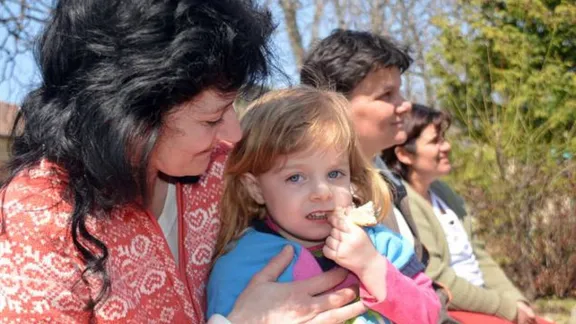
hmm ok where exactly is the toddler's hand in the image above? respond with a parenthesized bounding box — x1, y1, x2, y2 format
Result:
(323, 208, 379, 277)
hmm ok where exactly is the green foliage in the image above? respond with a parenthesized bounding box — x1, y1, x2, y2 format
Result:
(430, 0, 576, 299)
(445, 137, 576, 299)
(430, 0, 576, 144)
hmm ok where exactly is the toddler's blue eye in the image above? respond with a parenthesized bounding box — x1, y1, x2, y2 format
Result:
(287, 174, 302, 182)
(328, 170, 343, 179)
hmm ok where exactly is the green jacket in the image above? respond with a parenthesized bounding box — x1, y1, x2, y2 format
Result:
(405, 180, 527, 321)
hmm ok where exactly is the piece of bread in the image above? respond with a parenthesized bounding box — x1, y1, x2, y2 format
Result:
(348, 201, 378, 227)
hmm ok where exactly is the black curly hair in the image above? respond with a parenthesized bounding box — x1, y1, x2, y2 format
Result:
(1, 0, 276, 312)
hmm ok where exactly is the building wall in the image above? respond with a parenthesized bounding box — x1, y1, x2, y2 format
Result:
(0, 137, 10, 162)
(0, 101, 17, 178)
(0, 137, 11, 179)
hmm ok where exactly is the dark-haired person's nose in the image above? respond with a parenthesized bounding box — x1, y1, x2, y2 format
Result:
(395, 101, 412, 115)
(219, 114, 243, 145)
(441, 140, 451, 152)
(389, 93, 404, 107)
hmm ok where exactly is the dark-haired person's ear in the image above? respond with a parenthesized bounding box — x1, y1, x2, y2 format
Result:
(240, 173, 265, 205)
(394, 146, 414, 166)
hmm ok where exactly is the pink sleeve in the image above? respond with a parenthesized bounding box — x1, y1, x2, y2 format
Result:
(360, 258, 441, 324)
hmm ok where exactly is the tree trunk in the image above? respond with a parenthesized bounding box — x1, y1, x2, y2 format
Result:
(397, 0, 435, 104)
(278, 0, 305, 68)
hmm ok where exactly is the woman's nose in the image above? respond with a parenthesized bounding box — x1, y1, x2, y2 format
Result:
(218, 109, 243, 144)
(441, 139, 451, 152)
(395, 100, 412, 116)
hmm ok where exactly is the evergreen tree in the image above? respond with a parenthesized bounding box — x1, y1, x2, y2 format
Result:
(429, 0, 576, 299)
(430, 0, 575, 147)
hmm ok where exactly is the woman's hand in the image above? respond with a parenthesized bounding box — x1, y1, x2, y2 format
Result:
(516, 301, 536, 324)
(323, 213, 379, 278)
(226, 245, 367, 324)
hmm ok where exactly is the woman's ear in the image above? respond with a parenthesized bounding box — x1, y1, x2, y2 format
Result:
(395, 146, 414, 166)
(240, 173, 265, 205)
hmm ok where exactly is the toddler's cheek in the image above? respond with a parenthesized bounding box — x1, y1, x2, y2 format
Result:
(333, 187, 353, 208)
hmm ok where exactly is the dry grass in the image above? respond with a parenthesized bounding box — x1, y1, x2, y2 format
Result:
(534, 298, 576, 324)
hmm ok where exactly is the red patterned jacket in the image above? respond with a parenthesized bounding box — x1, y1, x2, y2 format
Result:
(0, 143, 230, 323)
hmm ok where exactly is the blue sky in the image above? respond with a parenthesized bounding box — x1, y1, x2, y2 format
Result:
(0, 1, 421, 104)
(0, 29, 297, 104)
(0, 30, 40, 103)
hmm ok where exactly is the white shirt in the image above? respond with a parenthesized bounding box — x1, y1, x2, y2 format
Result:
(394, 207, 415, 247)
(158, 183, 179, 265)
(431, 192, 484, 286)
(372, 156, 415, 246)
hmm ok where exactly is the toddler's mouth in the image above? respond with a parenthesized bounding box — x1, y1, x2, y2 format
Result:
(306, 211, 329, 220)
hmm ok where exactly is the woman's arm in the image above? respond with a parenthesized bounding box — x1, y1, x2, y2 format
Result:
(433, 180, 528, 303)
(0, 178, 92, 322)
(0, 225, 91, 322)
(432, 181, 529, 317)
(407, 185, 520, 321)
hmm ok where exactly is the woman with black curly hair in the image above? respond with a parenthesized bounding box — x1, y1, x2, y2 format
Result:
(0, 1, 364, 322)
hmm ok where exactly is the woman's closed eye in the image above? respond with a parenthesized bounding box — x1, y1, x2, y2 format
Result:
(203, 106, 232, 127)
(430, 135, 445, 145)
(378, 92, 391, 101)
(204, 117, 224, 127)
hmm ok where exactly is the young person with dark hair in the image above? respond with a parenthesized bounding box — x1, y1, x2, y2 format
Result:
(301, 28, 458, 324)
(0, 2, 364, 323)
(381, 104, 551, 324)
(301, 29, 420, 258)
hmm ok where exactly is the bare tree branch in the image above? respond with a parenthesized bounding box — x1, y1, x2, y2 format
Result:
(277, 0, 305, 68)
(263, 0, 274, 8)
(370, 0, 388, 35)
(332, 0, 348, 29)
(309, 0, 324, 46)
(0, 0, 52, 88)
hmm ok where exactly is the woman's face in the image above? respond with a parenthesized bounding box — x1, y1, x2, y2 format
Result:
(410, 124, 452, 180)
(150, 89, 242, 177)
(348, 67, 412, 158)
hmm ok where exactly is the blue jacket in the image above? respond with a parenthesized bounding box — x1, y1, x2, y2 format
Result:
(207, 221, 424, 323)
